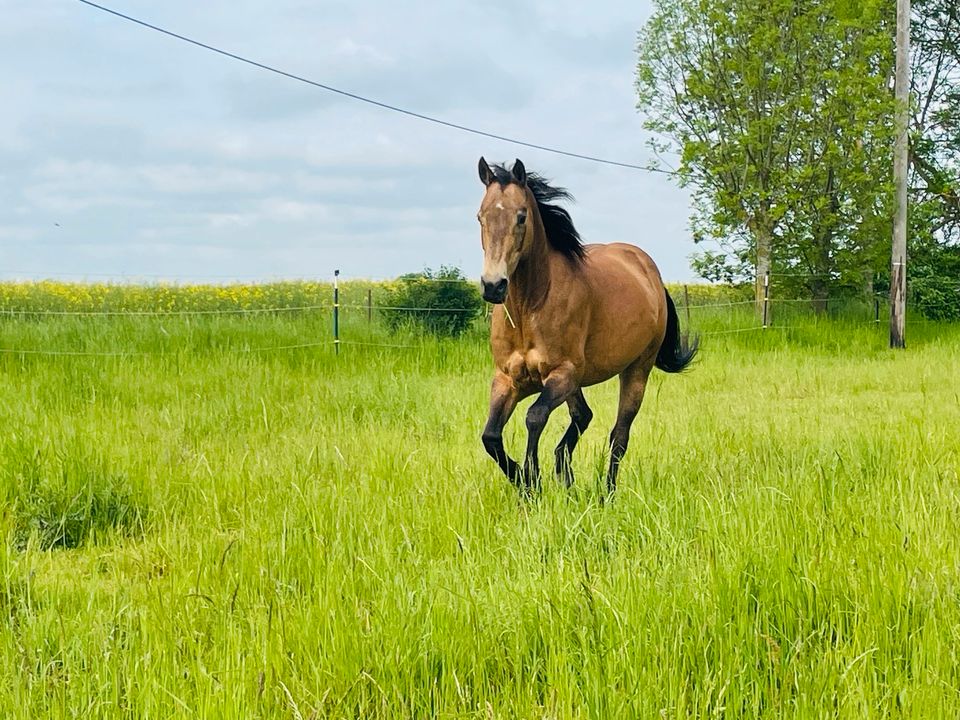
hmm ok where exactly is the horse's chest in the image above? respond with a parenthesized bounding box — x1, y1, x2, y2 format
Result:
(504, 350, 547, 389)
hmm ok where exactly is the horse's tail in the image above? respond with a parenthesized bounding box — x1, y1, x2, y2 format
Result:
(655, 288, 699, 373)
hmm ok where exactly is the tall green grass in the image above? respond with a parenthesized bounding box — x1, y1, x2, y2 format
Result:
(0, 297, 958, 718)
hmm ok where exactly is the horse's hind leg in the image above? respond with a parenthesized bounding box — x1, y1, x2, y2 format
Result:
(482, 372, 523, 486)
(606, 361, 652, 494)
(554, 389, 593, 487)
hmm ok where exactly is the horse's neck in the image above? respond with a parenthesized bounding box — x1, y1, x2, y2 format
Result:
(508, 224, 552, 314)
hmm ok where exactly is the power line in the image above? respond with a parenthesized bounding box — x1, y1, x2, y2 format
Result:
(0, 270, 481, 283)
(0, 295, 911, 319)
(0, 340, 336, 357)
(73, 0, 676, 175)
(0, 304, 330, 317)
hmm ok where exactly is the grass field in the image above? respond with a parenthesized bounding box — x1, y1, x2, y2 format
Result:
(1, 284, 959, 718)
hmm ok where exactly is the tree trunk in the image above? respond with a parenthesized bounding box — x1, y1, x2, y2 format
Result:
(811, 171, 838, 315)
(810, 229, 832, 314)
(811, 278, 829, 314)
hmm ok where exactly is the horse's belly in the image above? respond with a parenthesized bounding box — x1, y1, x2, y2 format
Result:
(579, 253, 666, 383)
(580, 323, 661, 385)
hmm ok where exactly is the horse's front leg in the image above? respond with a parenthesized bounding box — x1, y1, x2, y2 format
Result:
(481, 372, 522, 486)
(523, 365, 578, 491)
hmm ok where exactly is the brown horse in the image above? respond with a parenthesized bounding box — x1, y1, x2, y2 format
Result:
(477, 158, 698, 493)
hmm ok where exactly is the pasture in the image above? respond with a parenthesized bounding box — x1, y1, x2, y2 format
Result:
(1, 284, 959, 718)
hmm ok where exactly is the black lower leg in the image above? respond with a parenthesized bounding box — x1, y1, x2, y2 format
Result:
(524, 404, 550, 491)
(482, 375, 522, 486)
(483, 432, 522, 486)
(554, 394, 593, 486)
(606, 425, 631, 494)
(524, 380, 573, 491)
(605, 364, 649, 496)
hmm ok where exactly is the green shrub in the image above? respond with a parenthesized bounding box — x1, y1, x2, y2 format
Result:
(910, 244, 960, 321)
(381, 267, 483, 337)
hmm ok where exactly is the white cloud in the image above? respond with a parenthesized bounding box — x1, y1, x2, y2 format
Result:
(0, 226, 40, 242)
(139, 164, 278, 194)
(0, 0, 696, 281)
(334, 38, 395, 67)
(259, 198, 331, 222)
(203, 211, 260, 230)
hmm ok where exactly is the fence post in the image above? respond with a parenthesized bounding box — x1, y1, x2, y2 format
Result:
(875, 297, 880, 324)
(891, 256, 906, 348)
(762, 273, 770, 329)
(367, 288, 372, 324)
(683, 284, 691, 330)
(333, 269, 340, 355)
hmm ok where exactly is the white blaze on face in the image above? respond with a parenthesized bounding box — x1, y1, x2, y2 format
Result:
(482, 239, 509, 285)
(479, 184, 526, 287)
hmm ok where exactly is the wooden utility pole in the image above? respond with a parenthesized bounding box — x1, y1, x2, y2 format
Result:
(890, 0, 910, 349)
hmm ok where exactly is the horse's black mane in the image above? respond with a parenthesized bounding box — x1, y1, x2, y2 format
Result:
(489, 163, 585, 261)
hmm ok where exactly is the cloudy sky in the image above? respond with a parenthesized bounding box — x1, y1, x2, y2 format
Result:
(1, 0, 694, 283)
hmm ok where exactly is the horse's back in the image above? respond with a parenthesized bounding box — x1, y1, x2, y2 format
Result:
(577, 243, 667, 384)
(583, 243, 661, 286)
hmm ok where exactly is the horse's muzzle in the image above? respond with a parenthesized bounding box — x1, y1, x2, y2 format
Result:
(482, 277, 508, 304)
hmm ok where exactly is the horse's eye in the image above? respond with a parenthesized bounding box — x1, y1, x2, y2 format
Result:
(517, 210, 527, 226)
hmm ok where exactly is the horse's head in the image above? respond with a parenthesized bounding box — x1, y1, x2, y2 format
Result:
(477, 157, 532, 304)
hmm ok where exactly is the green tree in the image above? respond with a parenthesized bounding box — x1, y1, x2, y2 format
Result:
(910, 0, 960, 247)
(908, 0, 960, 323)
(636, 0, 895, 312)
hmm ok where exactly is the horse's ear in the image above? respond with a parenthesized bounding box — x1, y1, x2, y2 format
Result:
(478, 157, 495, 186)
(511, 159, 526, 186)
